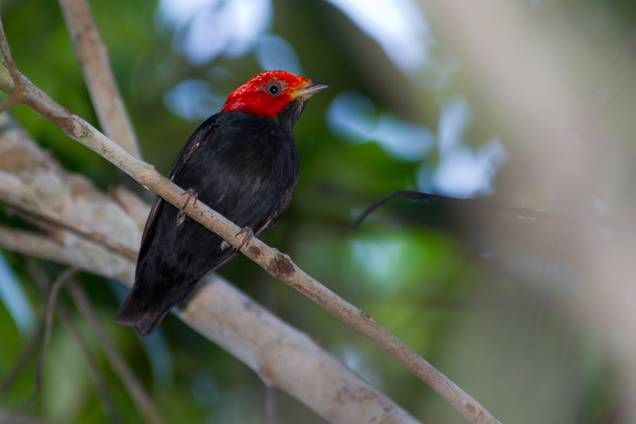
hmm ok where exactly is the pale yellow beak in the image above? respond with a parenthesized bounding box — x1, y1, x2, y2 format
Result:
(294, 82, 328, 100)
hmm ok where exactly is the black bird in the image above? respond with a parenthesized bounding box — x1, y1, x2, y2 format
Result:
(117, 71, 327, 335)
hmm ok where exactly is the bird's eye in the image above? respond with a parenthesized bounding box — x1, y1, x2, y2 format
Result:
(267, 82, 281, 96)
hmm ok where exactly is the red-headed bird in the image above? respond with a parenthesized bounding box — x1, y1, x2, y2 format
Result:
(116, 71, 327, 335)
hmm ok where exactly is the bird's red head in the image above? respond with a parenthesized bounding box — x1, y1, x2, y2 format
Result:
(222, 70, 327, 118)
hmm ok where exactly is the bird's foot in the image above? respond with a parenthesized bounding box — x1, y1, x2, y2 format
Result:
(235, 226, 254, 250)
(176, 189, 198, 226)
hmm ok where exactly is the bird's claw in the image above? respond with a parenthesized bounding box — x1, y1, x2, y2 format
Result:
(235, 227, 254, 250)
(176, 189, 198, 226)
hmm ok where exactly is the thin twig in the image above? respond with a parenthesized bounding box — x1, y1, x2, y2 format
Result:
(0, 20, 498, 424)
(36, 268, 77, 389)
(58, 0, 141, 158)
(18, 268, 77, 410)
(352, 190, 552, 229)
(26, 263, 121, 423)
(0, 19, 20, 85)
(67, 281, 163, 424)
(0, 18, 27, 114)
(40, 268, 77, 376)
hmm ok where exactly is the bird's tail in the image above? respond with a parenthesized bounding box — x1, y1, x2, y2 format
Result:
(116, 294, 169, 336)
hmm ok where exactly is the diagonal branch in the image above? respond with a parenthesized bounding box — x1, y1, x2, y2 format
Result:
(352, 190, 552, 228)
(57, 0, 141, 158)
(0, 115, 419, 423)
(3, 199, 137, 261)
(0, 226, 421, 424)
(16, 268, 78, 411)
(0, 19, 498, 424)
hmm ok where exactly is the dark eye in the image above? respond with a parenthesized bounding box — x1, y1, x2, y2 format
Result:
(267, 82, 281, 96)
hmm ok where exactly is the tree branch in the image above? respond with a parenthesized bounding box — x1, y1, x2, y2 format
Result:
(353, 190, 552, 228)
(57, 0, 141, 158)
(0, 121, 420, 423)
(16, 268, 78, 411)
(3, 200, 137, 261)
(0, 226, 422, 424)
(0, 19, 498, 424)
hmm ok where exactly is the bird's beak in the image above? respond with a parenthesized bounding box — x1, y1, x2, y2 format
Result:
(294, 82, 328, 100)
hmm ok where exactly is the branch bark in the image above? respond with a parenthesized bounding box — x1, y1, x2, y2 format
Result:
(0, 227, 421, 424)
(0, 116, 419, 423)
(57, 0, 141, 158)
(0, 16, 498, 424)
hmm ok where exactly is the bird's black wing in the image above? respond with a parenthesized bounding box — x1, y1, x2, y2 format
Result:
(137, 115, 220, 262)
(120, 110, 298, 336)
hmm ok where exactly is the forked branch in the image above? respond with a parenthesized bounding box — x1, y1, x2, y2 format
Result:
(0, 115, 422, 423)
(0, 18, 498, 424)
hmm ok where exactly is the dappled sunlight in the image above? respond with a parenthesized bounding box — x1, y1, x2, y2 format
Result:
(345, 229, 464, 298)
(159, 0, 272, 64)
(256, 34, 303, 74)
(164, 79, 224, 120)
(427, 98, 507, 197)
(327, 91, 434, 161)
(429, 138, 506, 197)
(325, 0, 433, 73)
(350, 238, 404, 287)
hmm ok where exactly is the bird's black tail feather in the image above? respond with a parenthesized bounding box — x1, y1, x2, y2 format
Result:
(116, 294, 169, 336)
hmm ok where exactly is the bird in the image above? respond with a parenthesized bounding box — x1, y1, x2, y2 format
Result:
(116, 70, 327, 336)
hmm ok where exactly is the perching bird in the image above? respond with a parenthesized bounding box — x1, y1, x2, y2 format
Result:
(116, 71, 327, 335)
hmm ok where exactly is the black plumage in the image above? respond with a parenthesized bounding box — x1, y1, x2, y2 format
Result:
(116, 100, 306, 335)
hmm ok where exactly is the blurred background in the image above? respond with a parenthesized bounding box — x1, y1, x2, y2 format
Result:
(1, 0, 636, 422)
